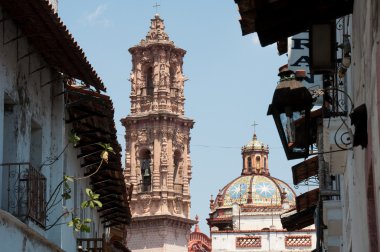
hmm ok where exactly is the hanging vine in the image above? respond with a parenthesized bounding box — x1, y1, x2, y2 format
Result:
(44, 132, 115, 232)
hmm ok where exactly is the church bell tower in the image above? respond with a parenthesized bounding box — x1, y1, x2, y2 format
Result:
(122, 14, 195, 251)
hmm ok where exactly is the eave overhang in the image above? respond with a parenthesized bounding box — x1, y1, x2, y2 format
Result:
(0, 0, 105, 91)
(65, 84, 131, 226)
(280, 188, 319, 231)
(281, 206, 316, 231)
(292, 156, 319, 185)
(234, 0, 354, 46)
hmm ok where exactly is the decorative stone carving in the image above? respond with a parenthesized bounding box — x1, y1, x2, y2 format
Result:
(123, 13, 195, 251)
(160, 137, 168, 164)
(175, 131, 184, 143)
(173, 196, 182, 214)
(159, 64, 167, 86)
(138, 194, 152, 213)
(144, 16, 169, 42)
(130, 131, 138, 140)
(141, 50, 152, 63)
(129, 72, 136, 94)
(137, 129, 148, 144)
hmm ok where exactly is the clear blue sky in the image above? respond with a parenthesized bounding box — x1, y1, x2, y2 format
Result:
(59, 0, 311, 233)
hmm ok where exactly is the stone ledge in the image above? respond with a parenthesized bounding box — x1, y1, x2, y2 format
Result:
(0, 209, 64, 252)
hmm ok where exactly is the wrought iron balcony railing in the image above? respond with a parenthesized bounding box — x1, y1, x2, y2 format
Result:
(0, 163, 46, 228)
(77, 235, 104, 252)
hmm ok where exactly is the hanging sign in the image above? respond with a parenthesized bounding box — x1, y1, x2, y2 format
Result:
(288, 32, 323, 106)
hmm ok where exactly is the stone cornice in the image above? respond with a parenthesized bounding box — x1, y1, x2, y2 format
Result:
(211, 229, 316, 234)
(121, 113, 194, 127)
(129, 214, 197, 229)
(129, 43, 186, 55)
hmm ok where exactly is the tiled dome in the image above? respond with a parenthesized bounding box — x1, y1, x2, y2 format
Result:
(214, 174, 295, 210)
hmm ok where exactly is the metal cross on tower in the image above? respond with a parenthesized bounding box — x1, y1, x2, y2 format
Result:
(153, 2, 160, 14)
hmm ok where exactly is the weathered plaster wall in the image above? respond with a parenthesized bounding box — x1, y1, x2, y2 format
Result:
(344, 0, 380, 251)
(0, 209, 63, 252)
(0, 4, 65, 249)
(0, 5, 105, 251)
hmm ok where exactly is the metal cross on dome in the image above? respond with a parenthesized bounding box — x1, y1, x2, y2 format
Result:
(252, 121, 259, 134)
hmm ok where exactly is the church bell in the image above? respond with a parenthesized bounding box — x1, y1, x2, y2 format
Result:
(143, 168, 150, 177)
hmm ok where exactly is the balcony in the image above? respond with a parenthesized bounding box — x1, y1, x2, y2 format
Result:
(0, 163, 46, 228)
(77, 236, 104, 252)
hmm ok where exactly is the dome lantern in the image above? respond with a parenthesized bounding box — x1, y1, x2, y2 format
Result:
(241, 133, 270, 176)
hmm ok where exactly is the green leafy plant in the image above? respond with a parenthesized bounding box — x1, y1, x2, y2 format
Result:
(45, 133, 113, 233)
(68, 217, 92, 233)
(81, 188, 103, 209)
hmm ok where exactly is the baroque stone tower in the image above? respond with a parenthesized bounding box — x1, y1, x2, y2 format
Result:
(122, 14, 195, 252)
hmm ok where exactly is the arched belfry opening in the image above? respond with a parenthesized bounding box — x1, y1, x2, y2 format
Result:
(247, 157, 252, 173)
(173, 150, 182, 184)
(140, 149, 151, 192)
(146, 66, 154, 96)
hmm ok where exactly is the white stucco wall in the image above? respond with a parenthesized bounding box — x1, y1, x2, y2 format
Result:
(234, 214, 284, 230)
(211, 230, 316, 252)
(340, 1, 380, 251)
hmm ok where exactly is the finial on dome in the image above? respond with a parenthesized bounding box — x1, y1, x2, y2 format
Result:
(194, 215, 200, 232)
(209, 195, 215, 211)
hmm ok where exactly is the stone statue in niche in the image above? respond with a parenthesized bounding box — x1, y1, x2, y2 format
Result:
(141, 50, 151, 63)
(129, 72, 136, 94)
(159, 64, 167, 86)
(153, 99, 158, 110)
(178, 162, 183, 179)
(175, 131, 184, 144)
(159, 50, 166, 64)
(138, 194, 152, 213)
(160, 137, 168, 164)
(173, 196, 182, 214)
(153, 67, 159, 86)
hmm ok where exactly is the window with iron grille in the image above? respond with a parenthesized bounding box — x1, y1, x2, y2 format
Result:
(1, 163, 46, 228)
